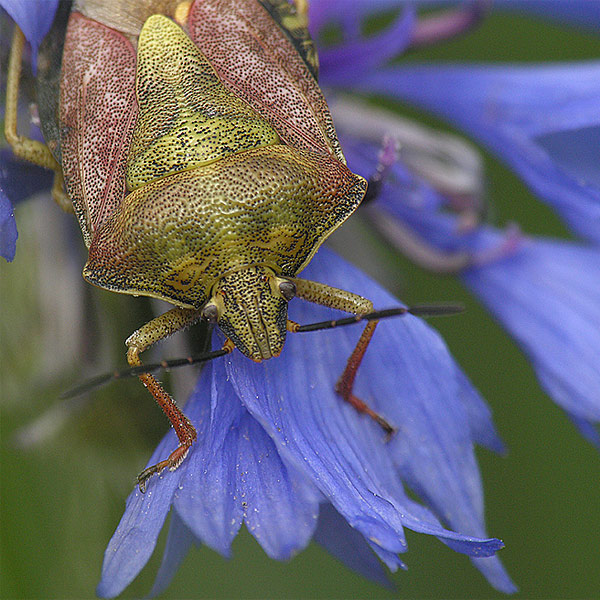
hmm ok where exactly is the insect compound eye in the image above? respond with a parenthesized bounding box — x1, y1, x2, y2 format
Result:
(201, 303, 219, 323)
(278, 280, 296, 301)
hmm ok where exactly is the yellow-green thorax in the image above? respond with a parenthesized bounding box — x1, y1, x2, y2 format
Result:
(82, 14, 366, 361)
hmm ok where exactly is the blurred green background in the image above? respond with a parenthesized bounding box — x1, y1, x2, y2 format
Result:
(2, 8, 600, 599)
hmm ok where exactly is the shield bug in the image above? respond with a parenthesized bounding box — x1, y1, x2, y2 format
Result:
(5, 0, 459, 491)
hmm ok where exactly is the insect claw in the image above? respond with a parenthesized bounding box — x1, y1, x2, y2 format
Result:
(137, 443, 193, 492)
(384, 425, 398, 443)
(370, 411, 396, 439)
(137, 460, 168, 493)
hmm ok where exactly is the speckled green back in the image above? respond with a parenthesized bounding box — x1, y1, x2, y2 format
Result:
(82, 11, 366, 307)
(84, 144, 366, 308)
(126, 15, 280, 191)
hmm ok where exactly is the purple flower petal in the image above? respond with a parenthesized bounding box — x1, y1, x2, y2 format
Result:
(235, 409, 321, 559)
(95, 458, 179, 598)
(228, 249, 508, 563)
(226, 350, 409, 555)
(308, 0, 405, 37)
(454, 364, 506, 454)
(170, 363, 321, 560)
(567, 413, 600, 448)
(170, 366, 245, 557)
(0, 188, 18, 262)
(0, 150, 54, 262)
(0, 0, 58, 70)
(334, 136, 505, 458)
(351, 62, 600, 244)
(378, 190, 600, 444)
(313, 503, 396, 588)
(148, 512, 200, 598)
(0, 150, 54, 205)
(464, 235, 600, 431)
(96, 372, 215, 598)
(315, 6, 415, 85)
(296, 251, 512, 590)
(497, 0, 600, 31)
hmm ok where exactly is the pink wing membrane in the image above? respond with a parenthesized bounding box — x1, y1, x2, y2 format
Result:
(59, 12, 138, 246)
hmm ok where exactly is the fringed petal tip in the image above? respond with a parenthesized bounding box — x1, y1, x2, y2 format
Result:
(96, 247, 512, 595)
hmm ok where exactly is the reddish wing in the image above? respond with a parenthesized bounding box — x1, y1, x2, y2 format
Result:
(59, 1, 346, 247)
(59, 12, 137, 246)
(187, 0, 347, 164)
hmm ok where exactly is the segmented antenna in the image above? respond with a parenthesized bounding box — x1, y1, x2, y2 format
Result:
(61, 303, 464, 398)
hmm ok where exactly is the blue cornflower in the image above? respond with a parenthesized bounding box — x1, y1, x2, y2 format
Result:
(2, 1, 598, 598)
(97, 249, 514, 596)
(312, 1, 600, 447)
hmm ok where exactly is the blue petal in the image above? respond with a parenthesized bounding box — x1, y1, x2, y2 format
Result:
(567, 413, 600, 449)
(96, 375, 214, 598)
(454, 364, 506, 454)
(497, 0, 600, 31)
(96, 459, 180, 598)
(0, 188, 18, 262)
(226, 248, 507, 563)
(171, 365, 245, 557)
(225, 348, 408, 555)
(299, 249, 512, 590)
(310, 0, 600, 34)
(308, 0, 406, 38)
(316, 7, 415, 85)
(306, 251, 512, 590)
(463, 235, 600, 431)
(148, 512, 200, 599)
(170, 362, 321, 560)
(0, 150, 54, 262)
(0, 149, 54, 205)
(313, 503, 395, 588)
(1, 0, 58, 70)
(367, 539, 406, 573)
(379, 191, 600, 443)
(235, 409, 321, 559)
(353, 62, 600, 244)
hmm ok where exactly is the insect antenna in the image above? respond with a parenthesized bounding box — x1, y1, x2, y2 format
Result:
(61, 348, 230, 399)
(295, 303, 464, 333)
(61, 304, 462, 398)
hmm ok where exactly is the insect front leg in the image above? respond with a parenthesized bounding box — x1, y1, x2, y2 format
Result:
(125, 306, 202, 491)
(5, 25, 71, 213)
(288, 278, 395, 436)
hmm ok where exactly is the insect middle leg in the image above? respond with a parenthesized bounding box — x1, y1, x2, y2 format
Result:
(289, 278, 395, 436)
(5, 24, 71, 213)
(125, 306, 203, 491)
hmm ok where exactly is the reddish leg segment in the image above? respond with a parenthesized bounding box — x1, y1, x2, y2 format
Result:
(290, 278, 395, 435)
(128, 359, 198, 493)
(126, 307, 201, 492)
(334, 320, 395, 436)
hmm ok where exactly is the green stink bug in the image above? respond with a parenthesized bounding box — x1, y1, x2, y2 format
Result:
(5, 0, 449, 491)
